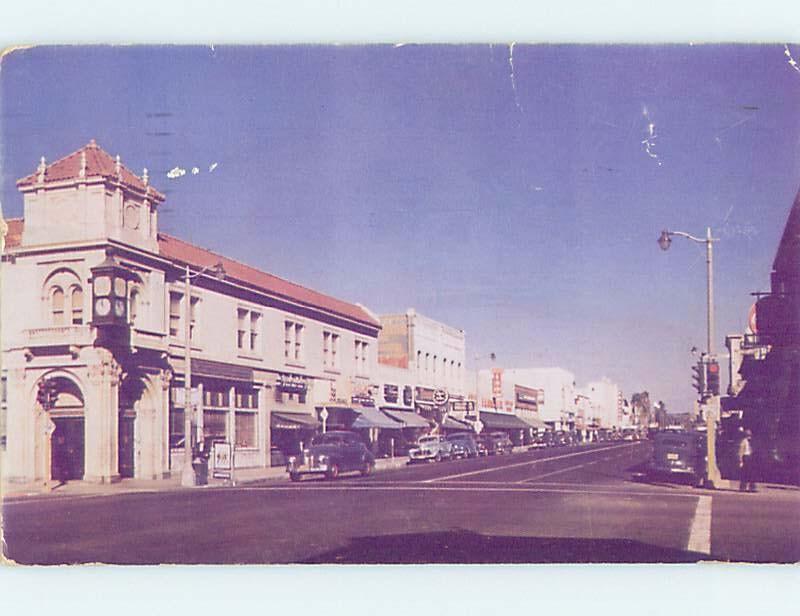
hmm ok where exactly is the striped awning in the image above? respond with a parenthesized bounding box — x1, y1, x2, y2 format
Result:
(381, 408, 431, 429)
(271, 412, 320, 430)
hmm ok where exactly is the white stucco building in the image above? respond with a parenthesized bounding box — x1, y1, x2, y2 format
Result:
(581, 378, 623, 430)
(1, 141, 383, 485)
(377, 309, 467, 422)
(480, 367, 578, 429)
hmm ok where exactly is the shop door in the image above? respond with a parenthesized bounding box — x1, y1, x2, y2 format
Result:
(51, 417, 85, 481)
(118, 415, 135, 478)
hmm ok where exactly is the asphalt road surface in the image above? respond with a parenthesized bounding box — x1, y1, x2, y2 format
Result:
(3, 441, 799, 564)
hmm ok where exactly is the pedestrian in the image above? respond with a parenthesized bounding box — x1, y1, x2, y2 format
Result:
(738, 429, 757, 493)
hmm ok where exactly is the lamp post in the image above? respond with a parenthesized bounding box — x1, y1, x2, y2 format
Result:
(658, 227, 721, 487)
(181, 261, 225, 488)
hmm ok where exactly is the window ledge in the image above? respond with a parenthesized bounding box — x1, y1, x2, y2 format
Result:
(284, 361, 306, 370)
(323, 368, 342, 375)
(237, 352, 263, 361)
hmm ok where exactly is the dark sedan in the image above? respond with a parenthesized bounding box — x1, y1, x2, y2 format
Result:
(287, 431, 375, 481)
(446, 432, 479, 459)
(647, 431, 707, 486)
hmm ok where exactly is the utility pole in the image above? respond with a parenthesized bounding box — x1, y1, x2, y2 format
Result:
(658, 227, 722, 487)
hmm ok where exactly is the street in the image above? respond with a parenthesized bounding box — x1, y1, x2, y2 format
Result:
(4, 441, 799, 564)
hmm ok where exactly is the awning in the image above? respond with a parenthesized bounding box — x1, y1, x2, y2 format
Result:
(519, 415, 548, 429)
(271, 412, 320, 430)
(352, 406, 403, 430)
(442, 416, 474, 431)
(381, 408, 431, 429)
(478, 411, 532, 430)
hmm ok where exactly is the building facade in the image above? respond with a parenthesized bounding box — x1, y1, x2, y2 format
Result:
(378, 309, 467, 425)
(1, 141, 381, 485)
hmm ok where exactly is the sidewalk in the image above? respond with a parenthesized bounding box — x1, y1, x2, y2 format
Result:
(1, 455, 412, 501)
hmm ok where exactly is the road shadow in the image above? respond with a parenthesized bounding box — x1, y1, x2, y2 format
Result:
(299, 530, 707, 564)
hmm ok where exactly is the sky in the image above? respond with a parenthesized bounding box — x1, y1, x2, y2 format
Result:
(2, 44, 799, 414)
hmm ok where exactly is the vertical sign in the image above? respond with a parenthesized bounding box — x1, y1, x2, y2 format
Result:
(491, 368, 503, 396)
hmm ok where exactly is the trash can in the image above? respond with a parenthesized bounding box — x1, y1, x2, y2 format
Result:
(192, 454, 208, 485)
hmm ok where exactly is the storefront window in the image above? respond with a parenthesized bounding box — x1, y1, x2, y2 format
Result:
(169, 407, 185, 448)
(235, 412, 256, 448)
(203, 409, 227, 441)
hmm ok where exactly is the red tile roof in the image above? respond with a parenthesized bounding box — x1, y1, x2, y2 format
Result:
(158, 233, 380, 329)
(16, 140, 164, 201)
(3, 217, 378, 329)
(3, 218, 23, 248)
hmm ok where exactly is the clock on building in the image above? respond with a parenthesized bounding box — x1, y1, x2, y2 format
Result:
(90, 251, 130, 327)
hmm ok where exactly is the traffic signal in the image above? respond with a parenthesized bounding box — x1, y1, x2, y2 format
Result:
(706, 360, 720, 396)
(692, 361, 707, 398)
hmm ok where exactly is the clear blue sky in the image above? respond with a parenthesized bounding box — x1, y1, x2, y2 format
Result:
(2, 44, 799, 414)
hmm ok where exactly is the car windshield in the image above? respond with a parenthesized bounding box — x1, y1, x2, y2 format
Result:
(419, 436, 438, 444)
(312, 434, 344, 446)
(657, 438, 689, 448)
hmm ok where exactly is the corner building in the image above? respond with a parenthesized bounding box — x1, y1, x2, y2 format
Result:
(1, 141, 380, 484)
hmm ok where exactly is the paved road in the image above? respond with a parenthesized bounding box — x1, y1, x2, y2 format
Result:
(3, 441, 799, 564)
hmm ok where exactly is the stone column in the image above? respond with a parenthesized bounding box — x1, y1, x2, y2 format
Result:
(84, 348, 121, 483)
(228, 384, 236, 468)
(3, 361, 36, 483)
(158, 368, 171, 478)
(259, 384, 270, 468)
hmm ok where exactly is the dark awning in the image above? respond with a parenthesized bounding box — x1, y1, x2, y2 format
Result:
(442, 416, 474, 431)
(381, 408, 431, 429)
(479, 411, 532, 430)
(193, 358, 254, 382)
(520, 415, 548, 429)
(352, 407, 402, 429)
(271, 412, 320, 430)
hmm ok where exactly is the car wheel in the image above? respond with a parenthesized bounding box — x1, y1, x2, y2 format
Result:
(326, 464, 340, 480)
(435, 452, 442, 463)
(360, 460, 374, 477)
(289, 472, 301, 483)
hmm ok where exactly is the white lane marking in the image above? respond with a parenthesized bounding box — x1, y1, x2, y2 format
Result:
(517, 459, 601, 483)
(233, 484, 699, 499)
(421, 443, 641, 483)
(687, 495, 713, 554)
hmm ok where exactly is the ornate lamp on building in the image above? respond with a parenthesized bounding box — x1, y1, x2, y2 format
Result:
(90, 250, 132, 349)
(91, 251, 130, 326)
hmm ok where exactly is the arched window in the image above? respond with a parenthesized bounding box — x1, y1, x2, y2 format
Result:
(52, 287, 65, 325)
(71, 287, 83, 325)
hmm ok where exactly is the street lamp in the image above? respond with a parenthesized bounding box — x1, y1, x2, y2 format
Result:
(657, 226, 721, 487)
(181, 261, 225, 487)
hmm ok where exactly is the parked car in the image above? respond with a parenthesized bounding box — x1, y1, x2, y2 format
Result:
(475, 438, 489, 456)
(446, 432, 479, 459)
(529, 433, 551, 449)
(647, 431, 707, 486)
(286, 431, 375, 481)
(408, 435, 453, 463)
(480, 432, 513, 455)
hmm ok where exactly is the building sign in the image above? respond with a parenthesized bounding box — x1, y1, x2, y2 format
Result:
(403, 385, 413, 407)
(433, 389, 449, 406)
(277, 375, 308, 395)
(451, 400, 473, 414)
(383, 384, 399, 403)
(515, 385, 540, 411)
(491, 368, 503, 396)
(212, 441, 232, 479)
(351, 384, 375, 407)
(416, 387, 436, 403)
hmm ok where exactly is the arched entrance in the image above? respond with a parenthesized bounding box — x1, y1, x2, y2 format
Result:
(45, 377, 86, 482)
(119, 373, 149, 479)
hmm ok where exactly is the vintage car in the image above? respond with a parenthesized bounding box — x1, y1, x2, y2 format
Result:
(647, 431, 707, 486)
(483, 432, 514, 455)
(286, 431, 375, 481)
(408, 435, 453, 463)
(446, 432, 479, 459)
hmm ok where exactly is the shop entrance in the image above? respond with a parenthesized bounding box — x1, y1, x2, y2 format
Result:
(51, 417, 85, 481)
(118, 413, 135, 478)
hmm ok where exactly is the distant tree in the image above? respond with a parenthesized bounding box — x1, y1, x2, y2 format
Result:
(630, 391, 652, 426)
